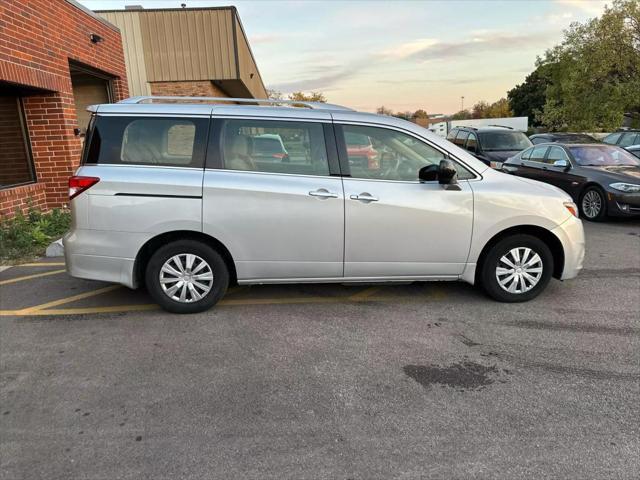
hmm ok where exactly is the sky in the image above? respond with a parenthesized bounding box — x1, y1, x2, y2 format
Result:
(79, 0, 610, 114)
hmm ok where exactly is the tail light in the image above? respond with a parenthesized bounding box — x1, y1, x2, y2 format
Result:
(69, 176, 99, 200)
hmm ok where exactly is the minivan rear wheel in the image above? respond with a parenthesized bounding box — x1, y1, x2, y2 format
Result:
(145, 240, 229, 314)
(480, 234, 553, 302)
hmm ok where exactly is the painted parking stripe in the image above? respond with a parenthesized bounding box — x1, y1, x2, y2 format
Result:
(18, 262, 66, 267)
(0, 269, 66, 286)
(18, 285, 122, 314)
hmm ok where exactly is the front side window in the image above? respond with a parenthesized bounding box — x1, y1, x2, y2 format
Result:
(603, 132, 622, 145)
(84, 116, 208, 167)
(341, 125, 474, 181)
(529, 146, 549, 162)
(520, 147, 534, 161)
(466, 133, 478, 152)
(0, 96, 35, 189)
(454, 130, 469, 147)
(546, 146, 570, 165)
(221, 120, 329, 176)
(478, 131, 532, 151)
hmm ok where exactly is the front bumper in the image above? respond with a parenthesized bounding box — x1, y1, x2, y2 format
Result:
(607, 191, 640, 216)
(551, 215, 585, 280)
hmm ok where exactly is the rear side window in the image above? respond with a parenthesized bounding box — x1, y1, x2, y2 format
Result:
(84, 116, 208, 168)
(221, 119, 329, 176)
(602, 132, 621, 145)
(446, 129, 458, 141)
(529, 145, 549, 162)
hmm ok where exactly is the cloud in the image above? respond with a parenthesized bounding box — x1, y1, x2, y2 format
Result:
(248, 33, 286, 45)
(554, 0, 609, 16)
(404, 31, 552, 62)
(269, 61, 369, 92)
(380, 38, 438, 59)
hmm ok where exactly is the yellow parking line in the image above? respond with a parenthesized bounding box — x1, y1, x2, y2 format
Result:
(17, 262, 66, 267)
(18, 304, 158, 316)
(18, 285, 122, 314)
(0, 269, 66, 286)
(348, 286, 383, 301)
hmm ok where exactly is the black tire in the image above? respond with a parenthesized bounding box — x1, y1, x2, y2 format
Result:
(145, 239, 229, 314)
(480, 234, 553, 303)
(579, 186, 607, 222)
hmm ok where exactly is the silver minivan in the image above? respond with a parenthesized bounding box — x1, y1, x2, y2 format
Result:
(64, 97, 585, 313)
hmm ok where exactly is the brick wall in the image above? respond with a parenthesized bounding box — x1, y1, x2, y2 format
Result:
(150, 81, 228, 98)
(0, 0, 129, 217)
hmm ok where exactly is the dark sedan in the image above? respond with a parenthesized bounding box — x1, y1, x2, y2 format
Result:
(502, 143, 640, 221)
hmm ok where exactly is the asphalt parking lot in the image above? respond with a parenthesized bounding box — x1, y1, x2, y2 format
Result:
(1, 220, 639, 479)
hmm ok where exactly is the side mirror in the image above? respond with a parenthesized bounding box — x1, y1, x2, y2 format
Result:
(438, 159, 458, 185)
(418, 164, 438, 181)
(554, 159, 570, 170)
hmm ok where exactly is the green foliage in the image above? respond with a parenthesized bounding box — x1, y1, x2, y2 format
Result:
(467, 98, 513, 119)
(537, 0, 640, 131)
(288, 91, 327, 103)
(508, 67, 550, 127)
(0, 206, 70, 263)
(451, 109, 472, 120)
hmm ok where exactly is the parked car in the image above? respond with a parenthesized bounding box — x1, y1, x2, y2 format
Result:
(251, 134, 290, 163)
(64, 96, 584, 313)
(344, 130, 379, 170)
(502, 143, 640, 221)
(603, 129, 640, 148)
(626, 144, 640, 159)
(446, 125, 532, 168)
(529, 132, 598, 145)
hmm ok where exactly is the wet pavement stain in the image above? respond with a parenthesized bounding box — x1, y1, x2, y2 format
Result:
(403, 362, 499, 390)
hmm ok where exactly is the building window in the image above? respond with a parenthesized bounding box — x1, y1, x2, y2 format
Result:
(0, 96, 35, 189)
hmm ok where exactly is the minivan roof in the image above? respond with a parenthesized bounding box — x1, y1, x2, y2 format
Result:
(88, 96, 491, 174)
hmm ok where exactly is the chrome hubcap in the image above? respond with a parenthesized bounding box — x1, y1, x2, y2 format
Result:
(496, 247, 543, 294)
(582, 190, 602, 218)
(159, 254, 213, 303)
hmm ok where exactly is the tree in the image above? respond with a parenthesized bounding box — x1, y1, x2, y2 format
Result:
(266, 89, 283, 100)
(376, 105, 394, 115)
(288, 91, 327, 103)
(471, 101, 491, 119)
(412, 109, 429, 119)
(507, 67, 550, 127)
(537, 0, 640, 130)
(451, 109, 472, 120)
(487, 98, 513, 118)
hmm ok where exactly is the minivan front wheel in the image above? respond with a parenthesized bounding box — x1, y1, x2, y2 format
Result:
(145, 240, 229, 314)
(480, 234, 553, 302)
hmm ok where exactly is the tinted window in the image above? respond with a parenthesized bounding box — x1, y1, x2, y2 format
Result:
(478, 131, 532, 151)
(568, 145, 640, 166)
(520, 147, 534, 160)
(454, 130, 469, 147)
(342, 125, 474, 181)
(529, 146, 549, 162)
(546, 146, 569, 165)
(602, 132, 622, 145)
(629, 147, 640, 159)
(466, 133, 478, 152)
(619, 133, 640, 147)
(221, 119, 329, 176)
(84, 116, 208, 167)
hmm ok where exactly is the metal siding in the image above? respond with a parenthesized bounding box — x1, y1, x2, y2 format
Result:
(98, 11, 150, 96)
(234, 16, 268, 98)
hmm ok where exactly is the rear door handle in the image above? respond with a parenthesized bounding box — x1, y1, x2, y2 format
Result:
(350, 193, 378, 202)
(309, 188, 338, 199)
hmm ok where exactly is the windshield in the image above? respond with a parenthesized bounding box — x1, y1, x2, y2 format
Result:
(479, 131, 532, 151)
(569, 145, 640, 166)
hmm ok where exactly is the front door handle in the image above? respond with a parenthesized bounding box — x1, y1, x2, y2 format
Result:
(309, 188, 338, 199)
(350, 193, 378, 202)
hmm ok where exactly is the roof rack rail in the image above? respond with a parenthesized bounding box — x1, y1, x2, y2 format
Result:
(487, 124, 514, 129)
(118, 96, 354, 111)
(457, 125, 478, 130)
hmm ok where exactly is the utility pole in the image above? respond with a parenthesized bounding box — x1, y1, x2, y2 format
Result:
(461, 96, 465, 111)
